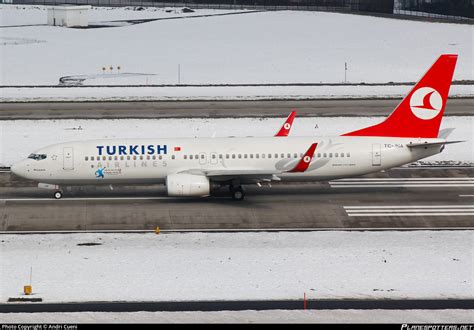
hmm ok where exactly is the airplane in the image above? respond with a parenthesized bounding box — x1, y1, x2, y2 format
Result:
(11, 54, 462, 201)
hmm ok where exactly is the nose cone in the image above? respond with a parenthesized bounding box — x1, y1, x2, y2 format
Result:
(11, 161, 26, 178)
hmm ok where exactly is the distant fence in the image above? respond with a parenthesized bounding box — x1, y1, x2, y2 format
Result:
(395, 0, 473, 19)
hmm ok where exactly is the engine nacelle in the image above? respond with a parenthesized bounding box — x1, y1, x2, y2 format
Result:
(166, 173, 210, 197)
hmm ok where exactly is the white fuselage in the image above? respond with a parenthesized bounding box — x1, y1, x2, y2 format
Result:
(12, 136, 443, 185)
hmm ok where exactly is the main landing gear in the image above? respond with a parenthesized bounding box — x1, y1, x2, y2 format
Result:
(230, 186, 245, 201)
(53, 191, 63, 199)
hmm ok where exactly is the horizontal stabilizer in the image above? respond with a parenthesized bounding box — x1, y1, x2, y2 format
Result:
(407, 140, 464, 148)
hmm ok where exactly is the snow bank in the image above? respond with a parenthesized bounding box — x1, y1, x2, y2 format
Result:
(1, 231, 472, 302)
(1, 310, 473, 323)
(1, 84, 473, 102)
(0, 6, 472, 87)
(0, 116, 472, 167)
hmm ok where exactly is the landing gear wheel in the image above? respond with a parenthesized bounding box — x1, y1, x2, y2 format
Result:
(53, 191, 63, 199)
(231, 187, 245, 201)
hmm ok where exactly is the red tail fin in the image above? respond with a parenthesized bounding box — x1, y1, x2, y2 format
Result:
(343, 54, 457, 138)
(275, 110, 296, 137)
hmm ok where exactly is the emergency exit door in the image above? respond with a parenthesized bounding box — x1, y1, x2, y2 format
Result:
(63, 147, 74, 170)
(372, 144, 381, 166)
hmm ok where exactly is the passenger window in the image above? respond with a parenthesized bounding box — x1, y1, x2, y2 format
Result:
(127, 156, 131, 160)
(323, 153, 327, 158)
(195, 155, 198, 159)
(184, 155, 187, 160)
(212, 154, 216, 159)
(347, 153, 350, 158)
(317, 153, 321, 158)
(335, 153, 338, 158)
(274, 153, 278, 158)
(172, 155, 175, 160)
(268, 154, 272, 158)
(287, 153, 290, 158)
(329, 153, 332, 158)
(294, 153, 297, 158)
(281, 153, 285, 158)
(114, 156, 118, 161)
(159, 155, 163, 160)
(226, 154, 229, 159)
(102, 156, 106, 161)
(190, 155, 193, 160)
(219, 154, 223, 159)
(85, 156, 89, 161)
(300, 153, 303, 157)
(120, 156, 124, 161)
(250, 154, 253, 159)
(256, 154, 259, 159)
(238, 154, 242, 159)
(341, 153, 345, 158)
(201, 154, 204, 159)
(109, 156, 112, 161)
(244, 154, 247, 159)
(232, 154, 236, 159)
(132, 156, 136, 160)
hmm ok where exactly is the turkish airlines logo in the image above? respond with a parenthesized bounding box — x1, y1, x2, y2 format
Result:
(409, 87, 443, 120)
(284, 123, 291, 130)
(303, 156, 311, 163)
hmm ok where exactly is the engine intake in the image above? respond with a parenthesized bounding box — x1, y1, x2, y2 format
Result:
(166, 173, 210, 197)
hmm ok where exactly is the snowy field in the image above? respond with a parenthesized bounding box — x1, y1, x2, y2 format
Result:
(0, 5, 472, 91)
(1, 85, 473, 102)
(0, 231, 472, 303)
(0, 116, 472, 167)
(2, 310, 473, 323)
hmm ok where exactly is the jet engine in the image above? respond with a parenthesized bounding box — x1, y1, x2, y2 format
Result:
(166, 173, 210, 197)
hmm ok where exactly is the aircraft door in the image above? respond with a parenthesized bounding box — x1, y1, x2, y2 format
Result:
(210, 152, 218, 165)
(372, 144, 381, 166)
(63, 147, 74, 170)
(199, 152, 206, 165)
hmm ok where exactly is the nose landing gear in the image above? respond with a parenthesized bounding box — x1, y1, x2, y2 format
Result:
(53, 191, 63, 199)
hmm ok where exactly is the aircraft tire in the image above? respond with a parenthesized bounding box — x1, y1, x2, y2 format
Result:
(231, 187, 245, 201)
(54, 191, 62, 199)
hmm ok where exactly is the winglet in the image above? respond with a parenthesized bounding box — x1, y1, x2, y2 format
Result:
(275, 110, 296, 137)
(288, 143, 317, 173)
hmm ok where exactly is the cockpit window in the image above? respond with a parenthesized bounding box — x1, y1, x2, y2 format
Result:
(28, 153, 47, 161)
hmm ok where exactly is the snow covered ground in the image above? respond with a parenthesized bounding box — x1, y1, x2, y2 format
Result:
(2, 310, 473, 323)
(0, 116, 472, 167)
(0, 231, 472, 303)
(0, 5, 472, 90)
(1, 84, 473, 102)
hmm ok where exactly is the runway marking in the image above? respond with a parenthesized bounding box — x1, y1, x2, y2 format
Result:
(459, 195, 474, 197)
(330, 177, 474, 188)
(330, 181, 473, 184)
(344, 205, 474, 209)
(347, 213, 474, 216)
(331, 184, 474, 188)
(333, 178, 474, 181)
(344, 205, 474, 217)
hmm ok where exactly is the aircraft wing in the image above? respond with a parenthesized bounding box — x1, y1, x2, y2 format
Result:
(177, 143, 318, 182)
